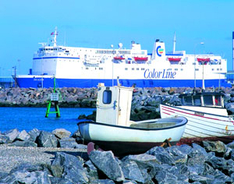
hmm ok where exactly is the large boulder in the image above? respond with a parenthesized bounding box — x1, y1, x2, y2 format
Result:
(36, 131, 58, 148)
(89, 150, 125, 182)
(28, 128, 41, 142)
(121, 159, 144, 183)
(4, 129, 20, 142)
(50, 152, 89, 183)
(0, 134, 10, 144)
(0, 163, 51, 184)
(202, 140, 227, 157)
(52, 128, 71, 139)
(58, 137, 83, 149)
(16, 130, 31, 141)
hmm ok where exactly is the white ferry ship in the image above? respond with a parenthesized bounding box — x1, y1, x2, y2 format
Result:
(16, 28, 230, 88)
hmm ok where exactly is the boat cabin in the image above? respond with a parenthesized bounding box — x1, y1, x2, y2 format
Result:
(96, 83, 133, 126)
(179, 92, 224, 108)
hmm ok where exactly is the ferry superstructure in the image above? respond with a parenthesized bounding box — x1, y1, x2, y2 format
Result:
(16, 28, 230, 88)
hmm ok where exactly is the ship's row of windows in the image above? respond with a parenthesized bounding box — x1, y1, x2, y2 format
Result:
(82, 67, 222, 72)
(96, 50, 116, 54)
(85, 67, 103, 70)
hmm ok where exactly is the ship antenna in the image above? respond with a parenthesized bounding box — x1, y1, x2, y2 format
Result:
(53, 27, 58, 47)
(173, 32, 176, 54)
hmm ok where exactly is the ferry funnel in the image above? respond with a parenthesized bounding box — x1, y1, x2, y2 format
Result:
(152, 39, 166, 60)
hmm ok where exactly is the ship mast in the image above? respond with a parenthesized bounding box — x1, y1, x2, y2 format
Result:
(173, 32, 176, 53)
(53, 27, 58, 47)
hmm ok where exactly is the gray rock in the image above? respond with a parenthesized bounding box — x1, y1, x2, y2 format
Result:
(28, 128, 41, 142)
(52, 128, 71, 139)
(169, 95, 182, 106)
(90, 179, 115, 184)
(89, 150, 125, 182)
(36, 131, 58, 148)
(122, 180, 138, 184)
(4, 129, 20, 142)
(176, 144, 193, 155)
(85, 160, 99, 182)
(0, 172, 8, 180)
(16, 130, 31, 141)
(0, 163, 51, 184)
(0, 170, 51, 184)
(51, 152, 89, 183)
(0, 134, 10, 144)
(225, 103, 234, 114)
(154, 164, 189, 183)
(121, 159, 144, 183)
(50, 177, 73, 184)
(187, 143, 209, 166)
(58, 137, 79, 148)
(146, 146, 175, 165)
(210, 169, 232, 183)
(166, 146, 188, 164)
(9, 140, 37, 147)
(206, 155, 234, 175)
(227, 141, 234, 149)
(189, 174, 214, 183)
(122, 153, 159, 180)
(202, 141, 227, 156)
(71, 129, 81, 138)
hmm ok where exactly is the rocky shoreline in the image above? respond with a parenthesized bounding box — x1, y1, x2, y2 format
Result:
(1, 128, 234, 183)
(2, 87, 234, 183)
(2, 86, 234, 121)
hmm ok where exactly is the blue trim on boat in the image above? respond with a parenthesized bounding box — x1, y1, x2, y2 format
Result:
(16, 77, 231, 88)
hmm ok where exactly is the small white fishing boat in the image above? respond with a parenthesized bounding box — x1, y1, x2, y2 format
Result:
(78, 82, 187, 156)
(160, 91, 234, 144)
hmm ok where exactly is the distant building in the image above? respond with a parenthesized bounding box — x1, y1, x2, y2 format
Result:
(0, 76, 15, 88)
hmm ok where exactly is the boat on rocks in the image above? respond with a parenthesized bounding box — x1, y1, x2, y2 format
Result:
(78, 82, 187, 156)
(160, 91, 234, 144)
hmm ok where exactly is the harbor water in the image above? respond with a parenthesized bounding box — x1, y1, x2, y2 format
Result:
(0, 107, 94, 134)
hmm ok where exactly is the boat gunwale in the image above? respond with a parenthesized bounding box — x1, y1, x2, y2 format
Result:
(161, 104, 231, 119)
(77, 117, 187, 131)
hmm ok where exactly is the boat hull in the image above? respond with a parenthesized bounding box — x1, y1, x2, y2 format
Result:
(160, 104, 234, 144)
(16, 76, 230, 88)
(77, 117, 187, 156)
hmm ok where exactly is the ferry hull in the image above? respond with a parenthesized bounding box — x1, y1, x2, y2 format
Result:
(16, 76, 230, 88)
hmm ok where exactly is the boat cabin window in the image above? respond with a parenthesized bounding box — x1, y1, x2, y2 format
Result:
(103, 90, 112, 104)
(203, 95, 213, 106)
(183, 96, 193, 105)
(215, 95, 221, 106)
(193, 96, 201, 106)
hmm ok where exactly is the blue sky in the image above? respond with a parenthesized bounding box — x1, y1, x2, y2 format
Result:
(0, 0, 234, 76)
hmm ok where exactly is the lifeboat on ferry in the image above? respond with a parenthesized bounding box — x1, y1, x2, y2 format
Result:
(197, 58, 210, 65)
(114, 56, 125, 60)
(168, 57, 181, 62)
(133, 57, 148, 61)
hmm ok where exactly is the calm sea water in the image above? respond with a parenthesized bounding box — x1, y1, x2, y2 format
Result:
(0, 107, 94, 134)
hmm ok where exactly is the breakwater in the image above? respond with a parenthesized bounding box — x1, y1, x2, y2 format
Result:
(1, 128, 234, 183)
(0, 87, 97, 108)
(2, 86, 234, 120)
